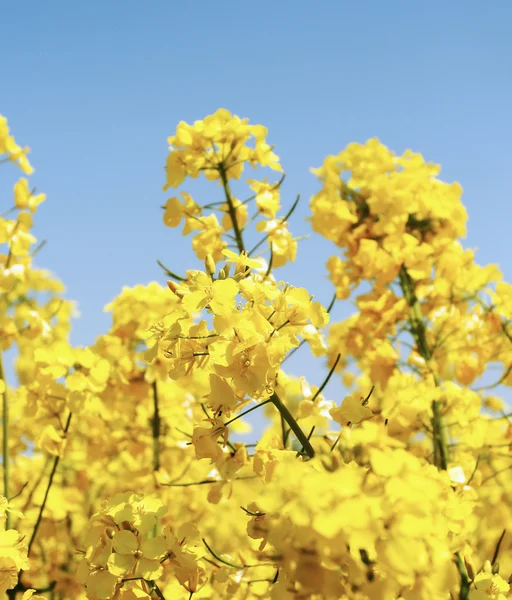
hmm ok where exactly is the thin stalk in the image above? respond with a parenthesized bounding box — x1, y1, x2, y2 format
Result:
(202, 538, 272, 569)
(455, 552, 471, 600)
(224, 399, 273, 427)
(399, 266, 467, 596)
(280, 414, 288, 449)
(330, 434, 341, 452)
(398, 266, 449, 470)
(162, 475, 257, 487)
(27, 412, 72, 555)
(219, 164, 245, 254)
(203, 538, 245, 569)
(248, 194, 300, 257)
(491, 529, 506, 565)
(156, 260, 186, 282)
(0, 351, 10, 529)
(297, 426, 315, 456)
(270, 392, 315, 458)
(152, 381, 161, 472)
(149, 580, 166, 600)
(310, 354, 341, 403)
(264, 243, 274, 279)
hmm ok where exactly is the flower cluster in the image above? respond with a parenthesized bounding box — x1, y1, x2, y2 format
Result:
(162, 109, 296, 268)
(0, 111, 511, 600)
(77, 493, 205, 599)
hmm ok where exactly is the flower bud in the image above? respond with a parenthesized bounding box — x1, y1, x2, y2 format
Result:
(167, 280, 185, 298)
(492, 561, 500, 575)
(205, 254, 216, 277)
(217, 269, 226, 280)
(234, 263, 247, 276)
(222, 264, 231, 278)
(464, 556, 475, 581)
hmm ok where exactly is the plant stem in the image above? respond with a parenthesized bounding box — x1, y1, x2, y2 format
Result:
(280, 414, 288, 449)
(27, 412, 72, 556)
(203, 538, 245, 569)
(399, 266, 468, 597)
(223, 399, 272, 427)
(0, 350, 10, 529)
(149, 580, 166, 600)
(152, 381, 161, 472)
(310, 354, 341, 403)
(455, 552, 471, 599)
(219, 164, 245, 254)
(270, 392, 315, 458)
(248, 194, 300, 257)
(398, 266, 449, 470)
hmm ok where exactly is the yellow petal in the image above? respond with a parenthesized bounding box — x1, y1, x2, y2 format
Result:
(140, 536, 168, 560)
(330, 395, 373, 426)
(107, 552, 136, 577)
(88, 570, 118, 600)
(112, 530, 138, 554)
(134, 557, 163, 580)
(65, 371, 88, 392)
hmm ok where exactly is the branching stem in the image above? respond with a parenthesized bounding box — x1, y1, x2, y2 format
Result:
(270, 392, 314, 458)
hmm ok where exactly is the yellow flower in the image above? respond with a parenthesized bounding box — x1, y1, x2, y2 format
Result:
(256, 219, 297, 267)
(13, 178, 45, 212)
(205, 373, 241, 417)
(0, 529, 29, 593)
(247, 178, 281, 218)
(0, 115, 33, 174)
(37, 424, 67, 456)
(107, 529, 167, 579)
(221, 249, 264, 271)
(330, 395, 373, 426)
(191, 418, 227, 462)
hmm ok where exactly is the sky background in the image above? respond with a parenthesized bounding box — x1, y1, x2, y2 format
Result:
(2, 1, 512, 426)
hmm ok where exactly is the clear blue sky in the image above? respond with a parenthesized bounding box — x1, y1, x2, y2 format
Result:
(2, 1, 512, 403)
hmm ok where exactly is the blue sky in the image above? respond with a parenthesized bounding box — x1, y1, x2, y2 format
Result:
(2, 1, 512, 410)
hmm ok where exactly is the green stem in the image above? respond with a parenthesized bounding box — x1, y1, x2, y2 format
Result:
(248, 194, 300, 257)
(280, 414, 288, 449)
(156, 260, 186, 282)
(455, 552, 471, 600)
(0, 350, 10, 529)
(152, 381, 161, 472)
(270, 392, 315, 458)
(399, 266, 469, 596)
(223, 399, 272, 427)
(219, 163, 245, 254)
(310, 354, 341, 403)
(398, 266, 449, 470)
(203, 538, 245, 569)
(149, 580, 166, 600)
(162, 475, 257, 487)
(27, 412, 72, 556)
